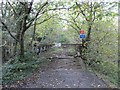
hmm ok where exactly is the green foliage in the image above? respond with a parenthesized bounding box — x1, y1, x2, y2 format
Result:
(2, 52, 43, 84)
(56, 34, 70, 43)
(82, 17, 118, 86)
(88, 60, 118, 86)
(36, 13, 61, 44)
(1, 1, 119, 87)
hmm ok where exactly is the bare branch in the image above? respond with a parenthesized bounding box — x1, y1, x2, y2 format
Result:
(70, 15, 81, 30)
(26, 1, 48, 29)
(75, 12, 80, 20)
(76, 2, 88, 21)
(30, 15, 56, 27)
(35, 1, 48, 19)
(18, 1, 25, 6)
(0, 19, 18, 42)
(59, 18, 74, 25)
(59, 18, 80, 34)
(92, 10, 96, 22)
(40, 6, 73, 16)
(27, 0, 34, 15)
(7, 0, 17, 17)
(27, 2, 72, 29)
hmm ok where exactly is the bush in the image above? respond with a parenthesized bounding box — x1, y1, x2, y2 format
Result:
(81, 31, 118, 86)
(2, 52, 42, 84)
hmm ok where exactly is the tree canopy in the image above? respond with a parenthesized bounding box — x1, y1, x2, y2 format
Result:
(1, 0, 119, 88)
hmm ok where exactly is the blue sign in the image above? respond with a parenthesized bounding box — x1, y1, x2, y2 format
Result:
(80, 34, 86, 38)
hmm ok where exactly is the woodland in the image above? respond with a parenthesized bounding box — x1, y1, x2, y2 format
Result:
(0, 0, 119, 88)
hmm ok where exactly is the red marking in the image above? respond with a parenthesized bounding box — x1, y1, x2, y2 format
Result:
(80, 30, 85, 34)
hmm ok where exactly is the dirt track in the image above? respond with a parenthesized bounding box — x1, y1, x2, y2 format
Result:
(22, 47, 108, 88)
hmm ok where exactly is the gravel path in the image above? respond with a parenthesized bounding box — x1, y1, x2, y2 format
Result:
(22, 47, 108, 88)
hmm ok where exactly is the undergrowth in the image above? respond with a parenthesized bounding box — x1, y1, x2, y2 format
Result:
(2, 51, 46, 85)
(82, 41, 118, 87)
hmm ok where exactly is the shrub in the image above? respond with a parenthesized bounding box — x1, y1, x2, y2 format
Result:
(2, 52, 42, 84)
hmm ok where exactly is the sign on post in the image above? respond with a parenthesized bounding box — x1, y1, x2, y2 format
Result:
(80, 30, 86, 39)
(80, 30, 85, 34)
(80, 34, 86, 38)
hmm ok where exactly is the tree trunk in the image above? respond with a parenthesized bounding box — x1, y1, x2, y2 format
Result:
(19, 33, 24, 58)
(19, 21, 26, 58)
(14, 21, 22, 56)
(19, 16, 27, 58)
(86, 25, 91, 41)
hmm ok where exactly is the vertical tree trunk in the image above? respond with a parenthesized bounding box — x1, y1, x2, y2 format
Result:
(14, 21, 22, 56)
(19, 20, 26, 58)
(86, 25, 91, 41)
(19, 33, 24, 58)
